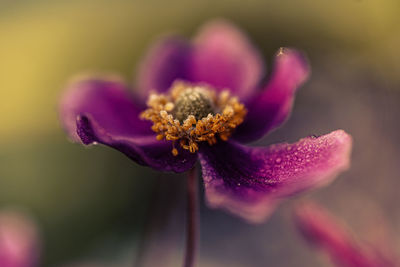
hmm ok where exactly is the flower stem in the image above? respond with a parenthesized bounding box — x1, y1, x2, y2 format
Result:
(183, 167, 198, 267)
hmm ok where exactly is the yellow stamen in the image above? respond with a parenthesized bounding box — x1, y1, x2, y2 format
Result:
(140, 81, 247, 155)
(171, 148, 178, 156)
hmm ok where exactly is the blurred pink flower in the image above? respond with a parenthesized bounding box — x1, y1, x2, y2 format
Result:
(293, 201, 398, 267)
(0, 210, 40, 267)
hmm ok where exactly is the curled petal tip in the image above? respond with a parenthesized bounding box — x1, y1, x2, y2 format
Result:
(275, 47, 311, 87)
(76, 114, 96, 145)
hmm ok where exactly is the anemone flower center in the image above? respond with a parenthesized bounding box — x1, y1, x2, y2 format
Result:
(140, 81, 247, 156)
(173, 87, 215, 122)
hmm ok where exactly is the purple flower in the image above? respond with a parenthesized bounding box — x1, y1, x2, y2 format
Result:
(59, 20, 352, 223)
(0, 210, 40, 267)
(294, 202, 398, 267)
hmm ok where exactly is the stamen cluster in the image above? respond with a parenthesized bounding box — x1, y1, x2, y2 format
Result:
(140, 81, 247, 155)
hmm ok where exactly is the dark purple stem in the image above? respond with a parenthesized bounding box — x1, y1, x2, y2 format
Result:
(183, 167, 198, 267)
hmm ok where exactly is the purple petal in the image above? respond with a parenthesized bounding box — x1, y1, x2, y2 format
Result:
(59, 77, 151, 141)
(76, 115, 197, 172)
(60, 77, 196, 172)
(199, 130, 352, 223)
(294, 202, 398, 267)
(234, 48, 310, 143)
(189, 19, 264, 100)
(135, 37, 191, 101)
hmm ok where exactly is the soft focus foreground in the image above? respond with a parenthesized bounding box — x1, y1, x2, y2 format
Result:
(294, 202, 398, 267)
(1, 0, 400, 266)
(0, 210, 40, 267)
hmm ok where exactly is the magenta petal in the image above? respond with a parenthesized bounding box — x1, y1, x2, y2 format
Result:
(59, 77, 196, 172)
(135, 37, 191, 101)
(234, 48, 310, 143)
(199, 130, 352, 223)
(294, 202, 398, 267)
(190, 20, 264, 100)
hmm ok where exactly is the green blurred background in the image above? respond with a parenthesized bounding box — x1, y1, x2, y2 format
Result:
(1, 0, 400, 266)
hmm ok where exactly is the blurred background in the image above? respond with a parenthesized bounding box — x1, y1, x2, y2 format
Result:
(1, 0, 400, 266)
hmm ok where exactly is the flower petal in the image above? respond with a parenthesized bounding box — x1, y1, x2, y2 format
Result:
(76, 115, 197, 172)
(294, 202, 398, 267)
(135, 37, 191, 101)
(189, 19, 264, 100)
(233, 48, 310, 143)
(59, 77, 151, 141)
(199, 130, 352, 223)
(59, 77, 196, 172)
